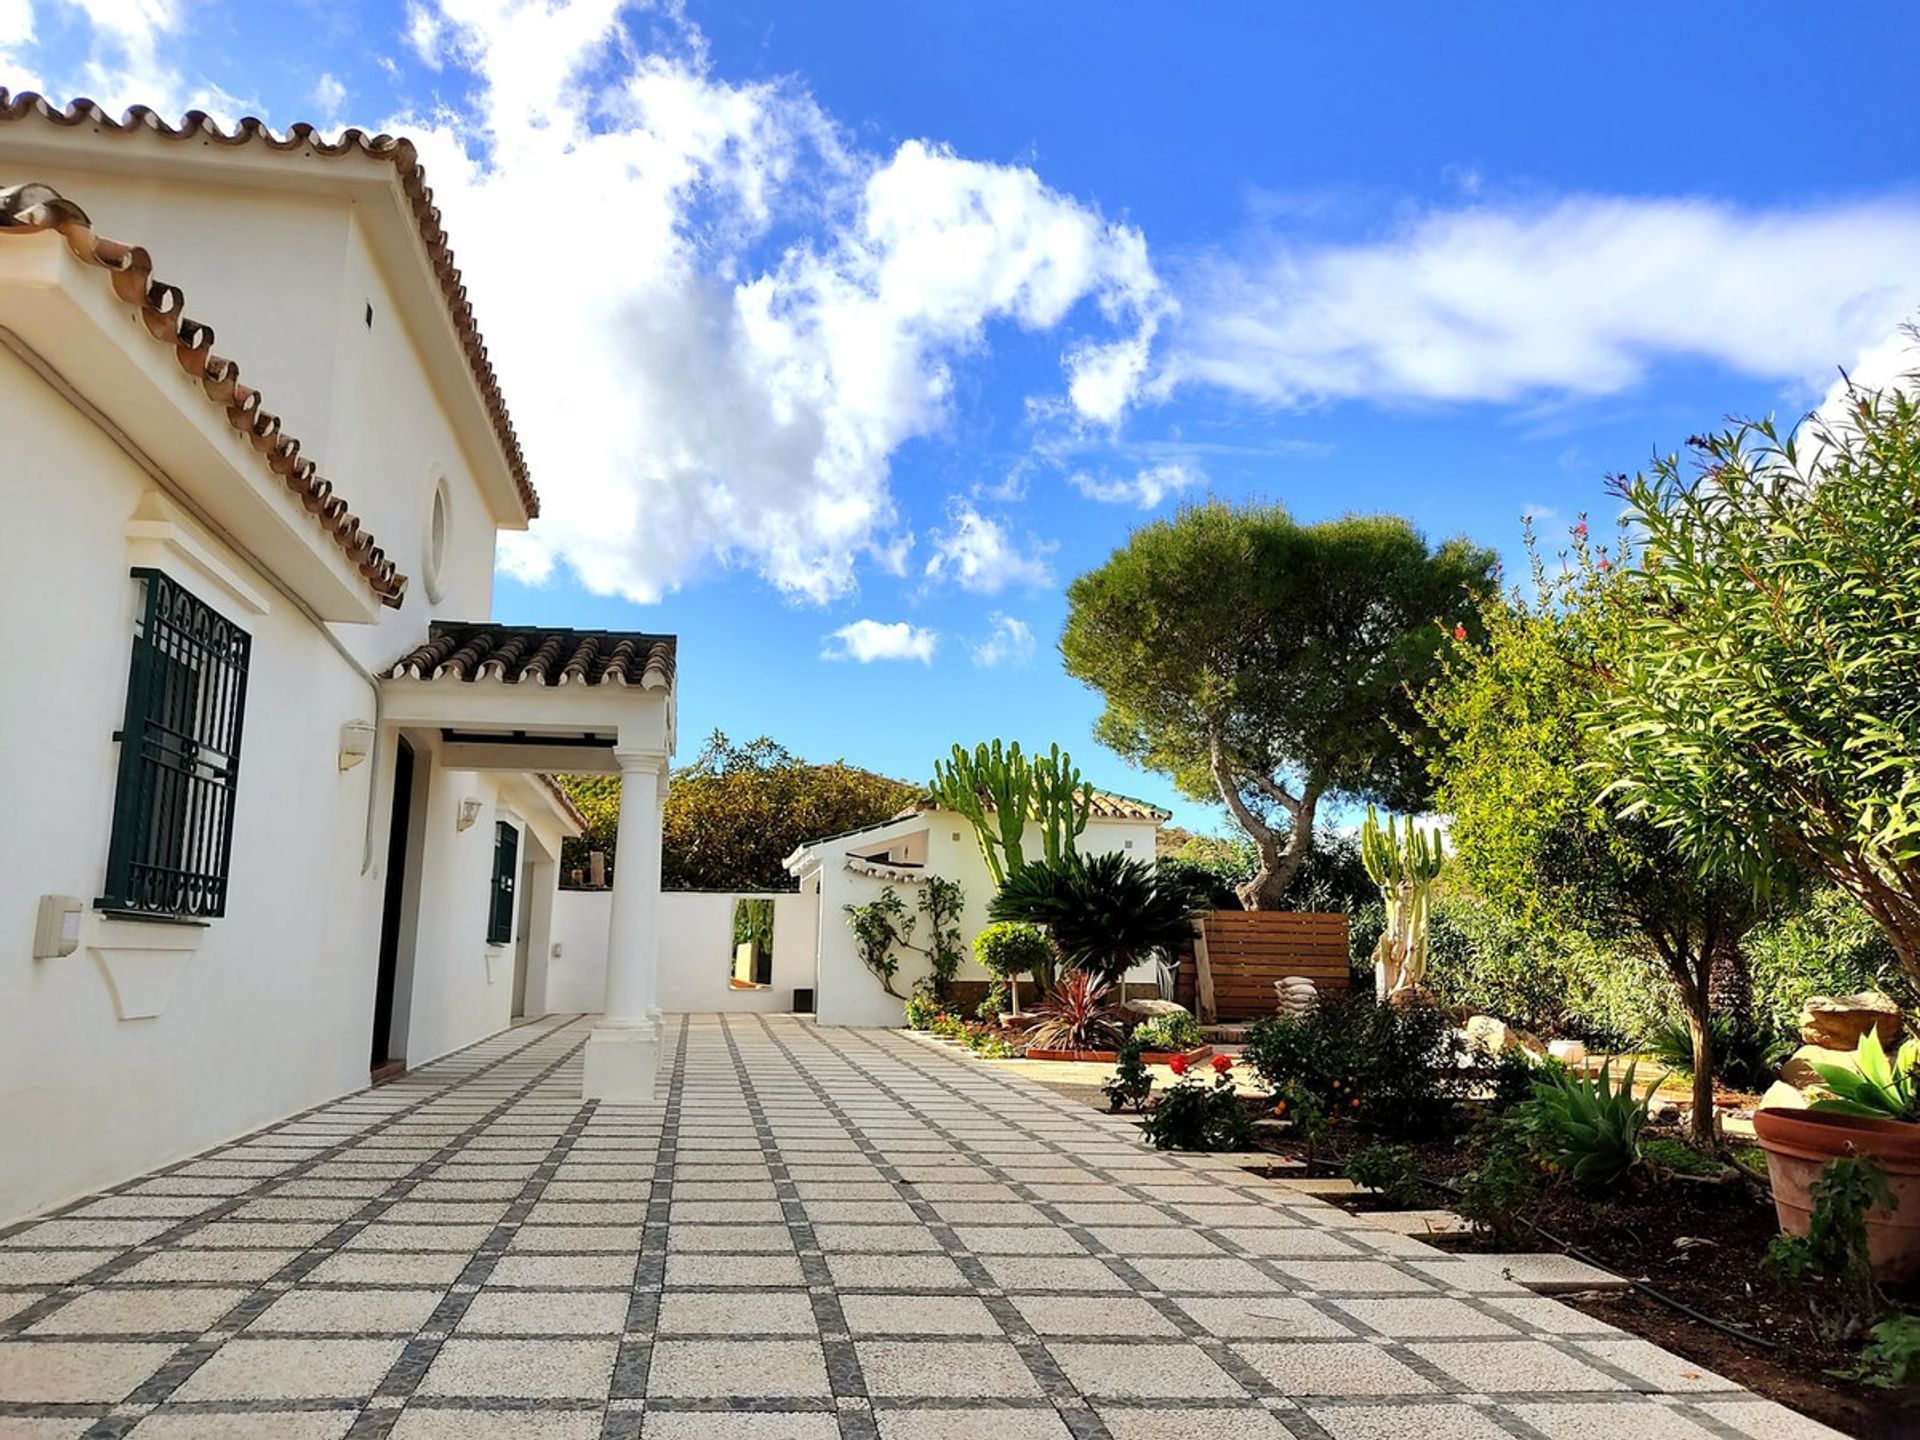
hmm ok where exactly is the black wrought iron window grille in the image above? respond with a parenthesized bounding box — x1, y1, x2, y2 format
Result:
(100, 569, 252, 919)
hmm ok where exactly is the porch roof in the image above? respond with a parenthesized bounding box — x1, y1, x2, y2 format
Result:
(381, 622, 677, 776)
(387, 622, 676, 690)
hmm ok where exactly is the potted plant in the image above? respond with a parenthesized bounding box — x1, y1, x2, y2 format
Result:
(1755, 1029, 1920, 1279)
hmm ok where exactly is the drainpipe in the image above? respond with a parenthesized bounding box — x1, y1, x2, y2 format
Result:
(1, 325, 389, 873)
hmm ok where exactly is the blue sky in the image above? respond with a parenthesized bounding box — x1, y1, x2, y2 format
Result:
(7, 2, 1920, 831)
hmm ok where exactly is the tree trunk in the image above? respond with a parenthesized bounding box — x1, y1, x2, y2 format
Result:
(1235, 791, 1320, 911)
(1707, 936, 1752, 1031)
(1685, 1006, 1715, 1147)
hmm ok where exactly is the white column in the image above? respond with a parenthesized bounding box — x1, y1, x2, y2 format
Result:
(582, 748, 666, 1102)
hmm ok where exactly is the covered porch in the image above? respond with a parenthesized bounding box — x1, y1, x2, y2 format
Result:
(380, 622, 679, 1103)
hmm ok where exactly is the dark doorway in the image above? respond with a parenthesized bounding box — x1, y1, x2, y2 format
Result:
(371, 737, 415, 1072)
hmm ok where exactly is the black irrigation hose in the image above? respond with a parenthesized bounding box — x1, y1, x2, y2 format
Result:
(1296, 1154, 1786, 1351)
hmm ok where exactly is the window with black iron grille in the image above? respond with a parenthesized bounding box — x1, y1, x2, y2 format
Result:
(488, 820, 519, 944)
(100, 569, 251, 919)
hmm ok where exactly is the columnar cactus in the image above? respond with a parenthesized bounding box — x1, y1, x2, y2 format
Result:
(930, 740, 1091, 886)
(1360, 806, 1445, 999)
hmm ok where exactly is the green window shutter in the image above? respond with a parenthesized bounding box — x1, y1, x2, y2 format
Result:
(100, 569, 251, 919)
(488, 820, 519, 944)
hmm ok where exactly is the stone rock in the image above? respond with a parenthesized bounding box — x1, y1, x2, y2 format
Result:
(1759, 1079, 1811, 1112)
(1121, 998, 1191, 1023)
(1797, 992, 1902, 1051)
(1463, 1014, 1549, 1058)
(1386, 984, 1440, 1012)
(1778, 1043, 1861, 1093)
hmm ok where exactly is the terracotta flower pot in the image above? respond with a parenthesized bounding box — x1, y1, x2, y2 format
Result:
(1753, 1106, 1920, 1281)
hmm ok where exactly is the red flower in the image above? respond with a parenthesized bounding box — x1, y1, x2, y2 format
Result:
(1574, 521, 1588, 538)
(1598, 556, 1612, 571)
(1211, 1054, 1233, 1075)
(1167, 1054, 1189, 1077)
(1452, 624, 1467, 641)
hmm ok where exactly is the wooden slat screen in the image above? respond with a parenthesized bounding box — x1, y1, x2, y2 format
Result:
(1175, 911, 1351, 1020)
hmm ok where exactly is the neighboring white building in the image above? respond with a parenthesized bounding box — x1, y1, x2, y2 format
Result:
(0, 97, 675, 1222)
(783, 795, 1169, 1027)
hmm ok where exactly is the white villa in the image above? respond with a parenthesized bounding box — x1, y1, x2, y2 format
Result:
(0, 98, 676, 1223)
(0, 96, 1168, 1227)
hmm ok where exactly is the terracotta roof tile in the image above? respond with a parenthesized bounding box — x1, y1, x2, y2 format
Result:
(899, 790, 1170, 822)
(0, 91, 537, 520)
(387, 622, 676, 690)
(0, 180, 407, 606)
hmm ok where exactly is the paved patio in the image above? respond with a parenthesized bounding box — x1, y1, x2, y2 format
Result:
(0, 1014, 1838, 1439)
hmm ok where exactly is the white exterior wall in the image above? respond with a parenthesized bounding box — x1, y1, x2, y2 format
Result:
(808, 811, 1162, 1028)
(546, 891, 818, 1016)
(0, 344, 375, 1219)
(7, 163, 506, 670)
(0, 171, 556, 1221)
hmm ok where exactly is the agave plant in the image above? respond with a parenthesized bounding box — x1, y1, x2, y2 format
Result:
(1522, 1061, 1655, 1190)
(988, 851, 1204, 982)
(1024, 971, 1124, 1052)
(1809, 1029, 1919, 1123)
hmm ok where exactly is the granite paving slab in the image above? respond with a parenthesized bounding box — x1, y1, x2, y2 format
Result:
(0, 1012, 1841, 1439)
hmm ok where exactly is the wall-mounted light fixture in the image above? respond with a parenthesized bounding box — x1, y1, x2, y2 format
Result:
(457, 797, 484, 832)
(338, 720, 375, 771)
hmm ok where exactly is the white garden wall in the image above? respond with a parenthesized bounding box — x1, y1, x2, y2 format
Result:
(806, 811, 1163, 1028)
(546, 890, 819, 1016)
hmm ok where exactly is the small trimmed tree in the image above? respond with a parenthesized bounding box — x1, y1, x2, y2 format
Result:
(1595, 388, 1920, 982)
(1064, 503, 1496, 909)
(975, 920, 1054, 1016)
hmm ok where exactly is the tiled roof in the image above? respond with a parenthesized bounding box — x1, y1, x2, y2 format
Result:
(901, 790, 1170, 822)
(387, 623, 676, 690)
(535, 774, 591, 831)
(0, 91, 537, 520)
(0, 181, 407, 606)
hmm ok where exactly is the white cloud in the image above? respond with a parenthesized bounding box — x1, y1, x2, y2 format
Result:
(923, 500, 1054, 593)
(376, 0, 1163, 606)
(0, 0, 40, 90)
(1171, 195, 1920, 409)
(311, 71, 346, 118)
(821, 619, 938, 664)
(1068, 460, 1203, 508)
(970, 613, 1036, 669)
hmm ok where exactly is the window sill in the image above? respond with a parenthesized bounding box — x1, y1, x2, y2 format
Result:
(80, 912, 207, 1020)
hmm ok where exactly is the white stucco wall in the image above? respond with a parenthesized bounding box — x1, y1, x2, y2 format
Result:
(805, 810, 1162, 1028)
(0, 343, 382, 1220)
(546, 890, 818, 1016)
(8, 161, 506, 671)
(0, 232, 560, 1221)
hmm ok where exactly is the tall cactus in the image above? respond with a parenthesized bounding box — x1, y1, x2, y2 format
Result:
(930, 740, 1091, 886)
(1360, 806, 1445, 999)
(1033, 743, 1092, 866)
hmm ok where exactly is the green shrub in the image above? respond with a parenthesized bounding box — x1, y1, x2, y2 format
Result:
(1131, 1012, 1205, 1052)
(1483, 1046, 1561, 1111)
(1648, 1015, 1782, 1093)
(1766, 1154, 1895, 1340)
(903, 990, 942, 1031)
(1518, 1062, 1652, 1191)
(1140, 1058, 1253, 1152)
(1243, 994, 1467, 1136)
(1846, 1313, 1920, 1389)
(1425, 892, 1668, 1048)
(1454, 1117, 1544, 1245)
(1102, 1036, 1154, 1113)
(976, 980, 1009, 1023)
(1745, 889, 1914, 1046)
(1346, 1144, 1424, 1208)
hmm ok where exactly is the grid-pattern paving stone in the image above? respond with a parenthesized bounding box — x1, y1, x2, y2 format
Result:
(0, 1012, 1844, 1438)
